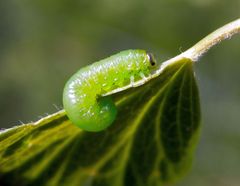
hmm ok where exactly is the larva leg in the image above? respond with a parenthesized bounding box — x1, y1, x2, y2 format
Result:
(130, 73, 147, 88)
(140, 72, 147, 80)
(132, 73, 152, 87)
(130, 73, 146, 87)
(130, 75, 135, 87)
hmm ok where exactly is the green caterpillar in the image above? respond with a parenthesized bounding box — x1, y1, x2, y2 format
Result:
(63, 49, 157, 132)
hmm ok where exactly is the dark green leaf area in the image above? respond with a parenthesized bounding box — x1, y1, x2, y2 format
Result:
(0, 58, 201, 186)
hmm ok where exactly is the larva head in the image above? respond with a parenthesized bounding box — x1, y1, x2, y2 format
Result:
(124, 50, 157, 76)
(147, 53, 157, 67)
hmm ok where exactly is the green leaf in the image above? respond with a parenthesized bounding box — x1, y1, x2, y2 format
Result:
(0, 58, 201, 186)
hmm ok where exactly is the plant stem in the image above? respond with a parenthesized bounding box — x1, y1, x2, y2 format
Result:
(154, 18, 240, 76)
(184, 18, 240, 61)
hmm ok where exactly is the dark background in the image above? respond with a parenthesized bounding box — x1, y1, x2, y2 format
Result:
(0, 0, 239, 185)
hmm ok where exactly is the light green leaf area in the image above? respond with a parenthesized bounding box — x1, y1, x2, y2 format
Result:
(0, 58, 201, 186)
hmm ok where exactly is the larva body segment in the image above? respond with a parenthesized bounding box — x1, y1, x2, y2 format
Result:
(63, 49, 156, 132)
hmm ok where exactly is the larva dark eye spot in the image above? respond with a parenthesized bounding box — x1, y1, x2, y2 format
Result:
(147, 53, 157, 66)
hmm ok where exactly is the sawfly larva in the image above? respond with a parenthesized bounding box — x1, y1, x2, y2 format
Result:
(63, 49, 157, 132)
